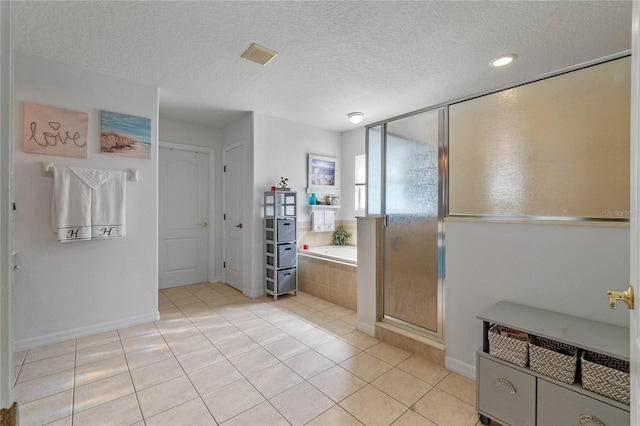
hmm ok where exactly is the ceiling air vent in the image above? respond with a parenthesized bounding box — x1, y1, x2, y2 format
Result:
(241, 43, 278, 66)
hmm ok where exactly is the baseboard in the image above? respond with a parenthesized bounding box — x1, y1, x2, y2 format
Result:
(356, 321, 376, 337)
(445, 356, 476, 380)
(14, 311, 159, 351)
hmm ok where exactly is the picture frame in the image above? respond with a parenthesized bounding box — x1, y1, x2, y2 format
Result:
(308, 154, 337, 191)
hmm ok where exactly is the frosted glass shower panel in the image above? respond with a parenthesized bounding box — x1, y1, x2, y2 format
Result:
(383, 109, 441, 332)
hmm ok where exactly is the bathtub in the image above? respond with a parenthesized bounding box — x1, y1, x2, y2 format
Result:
(299, 245, 357, 265)
(297, 245, 357, 310)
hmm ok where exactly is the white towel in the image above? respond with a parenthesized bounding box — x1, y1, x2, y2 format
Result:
(312, 210, 325, 232)
(51, 166, 126, 242)
(325, 210, 335, 232)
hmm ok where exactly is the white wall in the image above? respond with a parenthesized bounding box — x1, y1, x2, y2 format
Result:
(13, 52, 159, 349)
(0, 0, 12, 407)
(340, 127, 366, 221)
(444, 220, 630, 378)
(252, 113, 341, 296)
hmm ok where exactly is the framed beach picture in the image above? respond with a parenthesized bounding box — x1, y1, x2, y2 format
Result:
(308, 154, 337, 191)
(100, 110, 151, 159)
(23, 102, 88, 158)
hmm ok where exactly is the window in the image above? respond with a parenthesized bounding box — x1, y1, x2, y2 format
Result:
(355, 154, 366, 215)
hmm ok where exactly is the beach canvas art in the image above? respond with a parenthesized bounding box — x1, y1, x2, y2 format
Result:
(23, 102, 88, 158)
(100, 110, 151, 159)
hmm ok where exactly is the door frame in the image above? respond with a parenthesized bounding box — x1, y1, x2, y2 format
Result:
(222, 142, 244, 292)
(159, 141, 216, 283)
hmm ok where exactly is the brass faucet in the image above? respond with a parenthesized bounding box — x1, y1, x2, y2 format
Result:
(607, 285, 634, 310)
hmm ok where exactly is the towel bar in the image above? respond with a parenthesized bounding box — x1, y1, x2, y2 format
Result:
(41, 161, 138, 182)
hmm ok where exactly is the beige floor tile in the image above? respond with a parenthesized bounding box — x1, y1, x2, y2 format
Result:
(18, 389, 73, 426)
(222, 401, 289, 426)
(284, 350, 336, 379)
(365, 342, 413, 366)
(290, 327, 336, 348)
(188, 359, 243, 395)
(165, 332, 212, 356)
(314, 339, 360, 363)
(75, 340, 123, 367)
(263, 336, 309, 360)
(72, 393, 142, 426)
(118, 322, 160, 341)
(303, 310, 336, 325)
(397, 356, 450, 385)
(246, 362, 304, 399)
(76, 330, 120, 350)
(14, 350, 27, 366)
(45, 416, 72, 426)
(215, 334, 261, 358)
(129, 357, 185, 391)
(371, 368, 432, 406)
(145, 397, 216, 426)
(322, 319, 356, 336)
(136, 375, 199, 419)
(306, 405, 363, 426)
(275, 317, 315, 335)
(244, 325, 288, 346)
(175, 345, 225, 373)
(17, 352, 75, 383)
(73, 372, 134, 413)
(74, 354, 129, 387)
(322, 305, 355, 319)
(341, 330, 381, 350)
(269, 382, 335, 426)
(342, 312, 358, 326)
(201, 378, 265, 423)
(340, 385, 407, 426)
(229, 347, 280, 376)
(14, 368, 74, 404)
(124, 343, 174, 370)
(413, 388, 478, 426)
(121, 334, 167, 353)
(24, 340, 76, 364)
(437, 372, 476, 406)
(309, 365, 367, 402)
(340, 352, 393, 382)
(392, 409, 437, 426)
(233, 317, 271, 333)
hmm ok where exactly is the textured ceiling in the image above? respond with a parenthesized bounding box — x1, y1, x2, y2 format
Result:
(12, 1, 632, 133)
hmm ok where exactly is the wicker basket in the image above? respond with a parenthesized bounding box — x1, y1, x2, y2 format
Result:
(489, 324, 532, 367)
(581, 351, 630, 404)
(529, 337, 578, 384)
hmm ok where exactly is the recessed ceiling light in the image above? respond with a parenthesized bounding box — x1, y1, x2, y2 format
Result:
(241, 43, 278, 66)
(348, 112, 364, 124)
(490, 54, 518, 67)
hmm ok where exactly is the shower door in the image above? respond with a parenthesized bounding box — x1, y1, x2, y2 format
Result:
(382, 108, 444, 335)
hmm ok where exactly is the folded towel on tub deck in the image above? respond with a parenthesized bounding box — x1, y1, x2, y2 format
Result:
(51, 166, 126, 242)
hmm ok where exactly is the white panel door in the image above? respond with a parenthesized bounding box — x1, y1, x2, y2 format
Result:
(224, 145, 243, 291)
(159, 148, 209, 289)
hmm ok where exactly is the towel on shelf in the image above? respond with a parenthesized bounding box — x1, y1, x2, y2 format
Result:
(325, 210, 335, 232)
(51, 166, 126, 242)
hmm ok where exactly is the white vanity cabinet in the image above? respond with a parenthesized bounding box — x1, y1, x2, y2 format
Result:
(476, 302, 629, 426)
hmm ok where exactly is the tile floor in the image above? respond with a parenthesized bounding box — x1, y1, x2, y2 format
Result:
(13, 282, 482, 426)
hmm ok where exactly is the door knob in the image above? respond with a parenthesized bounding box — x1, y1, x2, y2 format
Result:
(607, 285, 634, 310)
(200, 222, 208, 228)
(235, 223, 243, 229)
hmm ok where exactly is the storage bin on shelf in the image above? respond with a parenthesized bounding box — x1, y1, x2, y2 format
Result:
(581, 351, 630, 404)
(488, 324, 532, 367)
(528, 336, 578, 384)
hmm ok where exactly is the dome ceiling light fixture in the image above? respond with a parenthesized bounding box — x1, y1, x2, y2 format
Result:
(490, 54, 518, 67)
(348, 112, 364, 124)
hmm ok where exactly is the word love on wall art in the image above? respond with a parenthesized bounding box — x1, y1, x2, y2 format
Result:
(100, 110, 151, 159)
(23, 102, 88, 158)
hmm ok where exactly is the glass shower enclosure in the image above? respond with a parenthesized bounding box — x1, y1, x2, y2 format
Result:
(367, 107, 446, 339)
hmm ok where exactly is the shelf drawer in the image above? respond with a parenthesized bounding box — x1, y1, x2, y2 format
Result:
(278, 219, 296, 242)
(478, 355, 536, 426)
(278, 243, 297, 268)
(537, 379, 629, 426)
(277, 267, 296, 293)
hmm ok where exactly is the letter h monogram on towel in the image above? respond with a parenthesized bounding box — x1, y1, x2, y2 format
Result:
(51, 166, 126, 242)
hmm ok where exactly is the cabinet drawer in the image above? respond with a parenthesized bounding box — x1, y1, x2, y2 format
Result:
(537, 379, 629, 426)
(478, 356, 536, 426)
